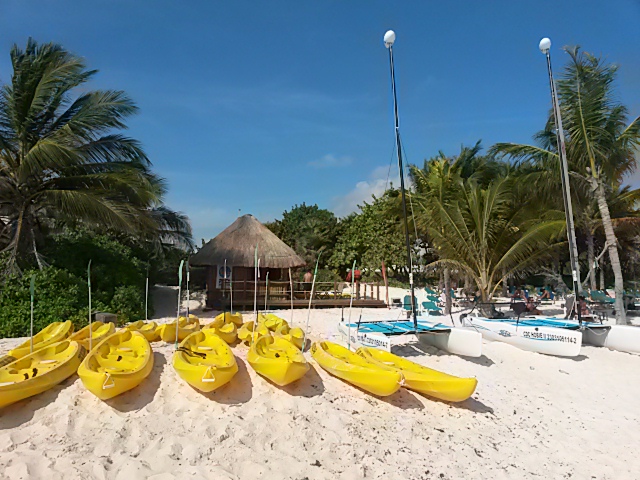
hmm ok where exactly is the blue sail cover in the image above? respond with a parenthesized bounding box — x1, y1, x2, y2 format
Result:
(475, 317, 609, 330)
(343, 320, 451, 337)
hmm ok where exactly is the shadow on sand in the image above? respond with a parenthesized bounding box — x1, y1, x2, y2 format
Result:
(415, 394, 495, 415)
(106, 352, 166, 412)
(198, 356, 253, 404)
(267, 362, 325, 398)
(0, 375, 78, 430)
(564, 354, 589, 362)
(393, 342, 496, 367)
(379, 387, 425, 410)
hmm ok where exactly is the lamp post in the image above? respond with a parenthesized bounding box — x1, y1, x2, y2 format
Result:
(539, 37, 582, 324)
(384, 30, 417, 328)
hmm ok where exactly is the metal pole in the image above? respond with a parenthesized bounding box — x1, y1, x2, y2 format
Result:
(544, 49, 582, 325)
(88, 260, 92, 352)
(289, 267, 294, 325)
(264, 271, 270, 311)
(186, 259, 190, 317)
(347, 260, 357, 350)
(387, 42, 417, 328)
(30, 275, 35, 354)
(145, 265, 149, 322)
(176, 259, 184, 349)
(224, 259, 227, 314)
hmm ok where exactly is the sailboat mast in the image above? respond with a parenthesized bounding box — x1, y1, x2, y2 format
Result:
(540, 38, 582, 324)
(385, 30, 417, 327)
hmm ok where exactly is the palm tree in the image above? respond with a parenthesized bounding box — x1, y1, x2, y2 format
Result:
(410, 143, 509, 311)
(493, 47, 640, 324)
(0, 39, 192, 273)
(414, 170, 565, 302)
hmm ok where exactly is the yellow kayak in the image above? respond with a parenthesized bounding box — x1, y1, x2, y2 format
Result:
(274, 324, 304, 350)
(311, 341, 402, 397)
(356, 347, 477, 402)
(123, 321, 160, 342)
(157, 316, 200, 343)
(68, 322, 116, 350)
(259, 313, 288, 331)
(203, 321, 237, 344)
(3, 321, 74, 364)
(78, 331, 153, 400)
(247, 335, 309, 386)
(238, 321, 269, 344)
(173, 330, 238, 392)
(215, 312, 244, 327)
(0, 340, 86, 409)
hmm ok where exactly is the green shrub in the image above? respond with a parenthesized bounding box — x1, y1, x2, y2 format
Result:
(110, 285, 146, 323)
(0, 267, 91, 338)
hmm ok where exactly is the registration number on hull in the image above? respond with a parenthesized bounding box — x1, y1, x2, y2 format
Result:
(522, 331, 578, 344)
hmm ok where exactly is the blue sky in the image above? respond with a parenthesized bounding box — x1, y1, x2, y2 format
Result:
(1, 1, 639, 243)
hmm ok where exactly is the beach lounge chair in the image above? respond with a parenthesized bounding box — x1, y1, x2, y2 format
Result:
(421, 301, 443, 316)
(403, 295, 418, 313)
(424, 287, 438, 296)
(564, 295, 600, 322)
(590, 290, 615, 304)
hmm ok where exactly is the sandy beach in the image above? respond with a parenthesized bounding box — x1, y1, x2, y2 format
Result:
(1, 286, 639, 479)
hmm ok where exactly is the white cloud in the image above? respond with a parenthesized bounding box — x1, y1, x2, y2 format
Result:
(308, 154, 353, 168)
(331, 165, 401, 217)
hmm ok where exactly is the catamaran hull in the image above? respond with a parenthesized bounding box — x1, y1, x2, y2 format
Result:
(338, 323, 391, 351)
(337, 321, 482, 357)
(417, 327, 482, 358)
(582, 325, 640, 354)
(462, 316, 582, 357)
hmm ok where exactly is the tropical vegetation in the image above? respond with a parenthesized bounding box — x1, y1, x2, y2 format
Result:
(0, 39, 192, 336)
(267, 47, 639, 324)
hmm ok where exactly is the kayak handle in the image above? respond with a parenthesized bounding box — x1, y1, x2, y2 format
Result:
(103, 373, 116, 390)
(201, 367, 216, 383)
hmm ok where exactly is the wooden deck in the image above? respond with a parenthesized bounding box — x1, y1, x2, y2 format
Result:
(220, 298, 387, 310)
(208, 279, 388, 310)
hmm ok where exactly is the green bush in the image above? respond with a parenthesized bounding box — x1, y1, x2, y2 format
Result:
(110, 285, 146, 323)
(0, 267, 93, 338)
(0, 230, 156, 337)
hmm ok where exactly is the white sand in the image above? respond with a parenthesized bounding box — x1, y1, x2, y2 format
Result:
(1, 285, 639, 479)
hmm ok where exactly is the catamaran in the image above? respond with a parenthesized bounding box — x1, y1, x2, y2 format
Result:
(461, 38, 640, 357)
(337, 30, 482, 358)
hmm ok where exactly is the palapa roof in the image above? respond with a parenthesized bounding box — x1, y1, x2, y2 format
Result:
(190, 214, 305, 268)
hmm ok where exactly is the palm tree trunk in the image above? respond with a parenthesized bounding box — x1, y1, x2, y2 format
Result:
(594, 180, 626, 324)
(599, 261, 605, 291)
(586, 232, 597, 291)
(444, 267, 452, 315)
(502, 270, 508, 297)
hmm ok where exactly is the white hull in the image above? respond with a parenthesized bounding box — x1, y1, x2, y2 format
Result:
(462, 316, 582, 357)
(338, 322, 391, 351)
(582, 325, 640, 354)
(337, 321, 482, 357)
(416, 326, 482, 357)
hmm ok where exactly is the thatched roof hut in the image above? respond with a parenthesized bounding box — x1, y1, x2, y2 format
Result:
(191, 214, 305, 309)
(191, 214, 304, 268)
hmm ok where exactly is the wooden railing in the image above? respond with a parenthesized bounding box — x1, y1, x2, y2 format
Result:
(219, 280, 381, 305)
